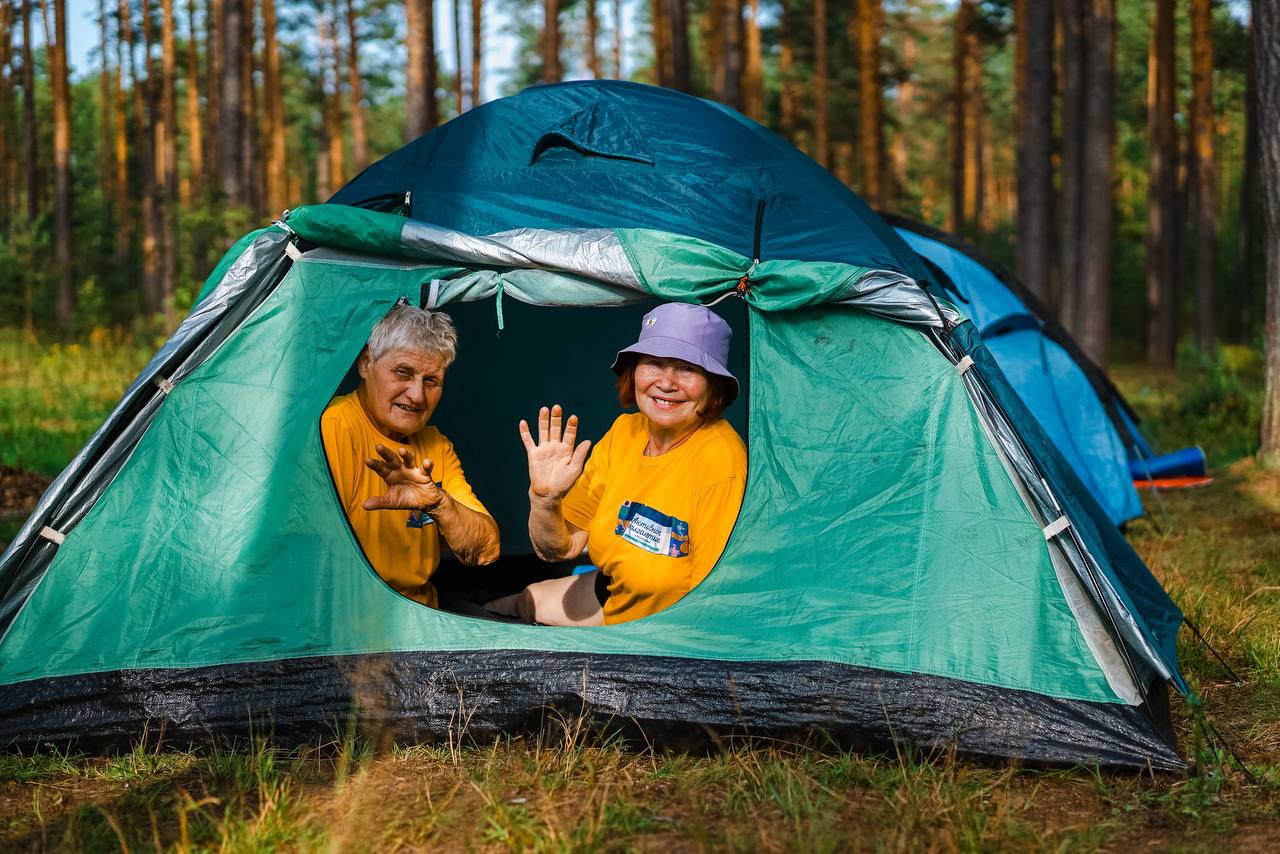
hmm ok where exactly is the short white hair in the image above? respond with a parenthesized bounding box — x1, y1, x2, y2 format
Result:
(366, 306, 458, 366)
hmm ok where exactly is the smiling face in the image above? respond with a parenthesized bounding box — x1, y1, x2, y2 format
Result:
(355, 347, 448, 441)
(633, 355, 711, 438)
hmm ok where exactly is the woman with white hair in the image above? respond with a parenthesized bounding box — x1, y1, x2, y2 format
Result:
(321, 305, 499, 610)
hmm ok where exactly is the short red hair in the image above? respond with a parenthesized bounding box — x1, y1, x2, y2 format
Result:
(615, 356, 734, 420)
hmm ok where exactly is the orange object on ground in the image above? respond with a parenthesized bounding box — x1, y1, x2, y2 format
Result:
(1133, 476, 1214, 490)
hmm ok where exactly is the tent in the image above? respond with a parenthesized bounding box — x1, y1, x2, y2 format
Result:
(884, 216, 1146, 525)
(0, 82, 1187, 770)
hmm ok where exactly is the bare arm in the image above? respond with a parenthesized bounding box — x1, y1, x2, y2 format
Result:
(363, 445, 501, 565)
(520, 405, 591, 562)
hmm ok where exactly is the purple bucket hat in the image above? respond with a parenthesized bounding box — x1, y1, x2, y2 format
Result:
(610, 303, 739, 405)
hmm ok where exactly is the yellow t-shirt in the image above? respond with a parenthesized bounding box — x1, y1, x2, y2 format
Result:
(562, 413, 747, 625)
(320, 392, 490, 608)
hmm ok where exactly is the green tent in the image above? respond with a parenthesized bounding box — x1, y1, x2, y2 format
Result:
(0, 83, 1185, 770)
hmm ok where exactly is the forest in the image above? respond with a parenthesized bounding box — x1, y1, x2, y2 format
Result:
(0, 1, 1266, 368)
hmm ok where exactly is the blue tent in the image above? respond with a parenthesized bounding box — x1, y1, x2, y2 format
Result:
(888, 218, 1145, 524)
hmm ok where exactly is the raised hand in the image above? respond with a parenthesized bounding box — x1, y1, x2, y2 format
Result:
(362, 444, 447, 512)
(519, 404, 592, 502)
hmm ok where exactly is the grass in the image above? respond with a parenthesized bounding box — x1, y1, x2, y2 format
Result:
(0, 328, 154, 479)
(0, 333, 1278, 848)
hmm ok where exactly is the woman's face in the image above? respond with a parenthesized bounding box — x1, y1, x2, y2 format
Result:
(633, 356, 711, 434)
(356, 347, 447, 440)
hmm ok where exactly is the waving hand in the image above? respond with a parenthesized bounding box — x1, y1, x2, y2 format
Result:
(519, 405, 592, 501)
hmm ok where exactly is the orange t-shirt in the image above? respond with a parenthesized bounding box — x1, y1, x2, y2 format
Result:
(562, 413, 746, 624)
(321, 392, 490, 607)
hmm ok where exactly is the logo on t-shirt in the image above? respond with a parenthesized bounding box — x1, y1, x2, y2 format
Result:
(615, 501, 689, 558)
(406, 482, 444, 528)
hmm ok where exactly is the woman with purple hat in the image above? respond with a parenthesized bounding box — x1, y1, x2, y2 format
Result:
(513, 303, 747, 625)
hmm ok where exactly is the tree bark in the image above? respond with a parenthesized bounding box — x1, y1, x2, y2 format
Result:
(219, 0, 247, 204)
(612, 0, 621, 77)
(949, 0, 972, 233)
(141, 0, 162, 316)
(97, 0, 113, 211)
(1015, 0, 1053, 302)
(1190, 0, 1216, 352)
(0, 2, 12, 230)
(1145, 0, 1177, 366)
(856, 0, 884, 208)
(891, 33, 914, 201)
(405, 0, 438, 138)
(813, 0, 828, 168)
(1074, 0, 1115, 368)
(113, 0, 130, 266)
(779, 0, 796, 142)
(586, 0, 601, 78)
(472, 0, 483, 103)
(238, 0, 257, 214)
(541, 0, 561, 82)
(45, 0, 74, 333)
(742, 0, 762, 120)
(160, 0, 178, 324)
(206, 0, 221, 176)
(651, 0, 670, 87)
(1057, 0, 1084, 330)
(346, 0, 368, 166)
(1237, 23, 1259, 341)
(1258, 0, 1280, 463)
(184, 0, 204, 204)
(262, 0, 285, 212)
(668, 0, 692, 93)
(21, 0, 39, 222)
(326, 5, 346, 190)
(451, 0, 463, 109)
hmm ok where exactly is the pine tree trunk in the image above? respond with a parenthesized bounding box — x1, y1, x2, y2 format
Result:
(262, 0, 285, 212)
(472, 0, 483, 103)
(238, 0, 258, 213)
(452, 0, 463, 110)
(891, 33, 914, 200)
(219, 0, 246, 204)
(669, 0, 691, 93)
(813, 0, 829, 168)
(141, 0, 162, 316)
(1015, 0, 1053, 302)
(184, 0, 203, 204)
(949, 0, 970, 232)
(1258, 0, 1280, 463)
(742, 0, 762, 120)
(160, 0, 178, 323)
(1145, 0, 1177, 366)
(1074, 0, 1115, 368)
(857, 0, 884, 208)
(97, 0, 113, 212)
(612, 0, 621, 77)
(1190, 0, 1216, 352)
(45, 0, 74, 333)
(963, 11, 982, 230)
(21, 0, 39, 223)
(405, 0, 437, 138)
(1238, 24, 1258, 341)
(586, 0, 601, 78)
(113, 1, 130, 267)
(326, 5, 346, 189)
(718, 0, 741, 107)
(1057, 0, 1084, 330)
(779, 0, 796, 142)
(345, 0, 368, 166)
(0, 3, 12, 230)
(206, 0, 220, 174)
(542, 0, 561, 82)
(651, 0, 669, 87)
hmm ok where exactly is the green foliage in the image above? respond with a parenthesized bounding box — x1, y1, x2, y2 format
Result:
(1119, 341, 1264, 468)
